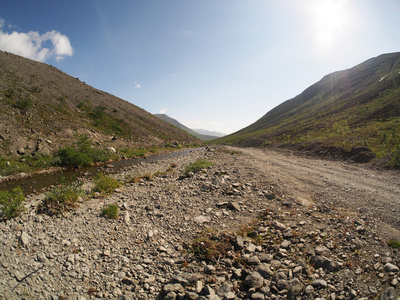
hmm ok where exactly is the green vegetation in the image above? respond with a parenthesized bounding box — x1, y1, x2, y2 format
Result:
(183, 159, 215, 175)
(38, 183, 83, 216)
(188, 229, 233, 260)
(13, 97, 33, 113)
(101, 203, 118, 219)
(382, 129, 400, 168)
(4, 88, 14, 98)
(55, 134, 111, 167)
(212, 54, 400, 168)
(93, 173, 121, 194)
(0, 156, 29, 176)
(388, 239, 400, 249)
(0, 187, 26, 219)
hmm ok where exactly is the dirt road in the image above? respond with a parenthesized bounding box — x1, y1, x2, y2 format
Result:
(236, 147, 400, 238)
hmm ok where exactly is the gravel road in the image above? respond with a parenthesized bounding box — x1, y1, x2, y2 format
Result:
(237, 147, 400, 239)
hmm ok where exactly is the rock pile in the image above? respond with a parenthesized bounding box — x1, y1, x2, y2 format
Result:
(0, 147, 398, 299)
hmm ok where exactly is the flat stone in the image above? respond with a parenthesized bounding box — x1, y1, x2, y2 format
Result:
(384, 263, 399, 273)
(194, 215, 211, 224)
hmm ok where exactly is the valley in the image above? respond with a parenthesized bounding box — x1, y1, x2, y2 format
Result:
(0, 146, 399, 299)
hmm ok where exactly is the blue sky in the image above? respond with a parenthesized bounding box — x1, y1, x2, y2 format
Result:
(1, 1, 399, 134)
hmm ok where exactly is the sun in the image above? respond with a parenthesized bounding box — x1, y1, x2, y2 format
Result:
(307, 0, 350, 52)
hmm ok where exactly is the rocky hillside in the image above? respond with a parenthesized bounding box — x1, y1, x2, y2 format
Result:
(214, 52, 400, 165)
(0, 51, 200, 158)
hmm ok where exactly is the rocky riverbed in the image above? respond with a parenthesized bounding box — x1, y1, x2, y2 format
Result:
(0, 146, 399, 299)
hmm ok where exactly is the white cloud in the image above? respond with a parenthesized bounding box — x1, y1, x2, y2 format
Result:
(134, 81, 142, 88)
(159, 108, 168, 114)
(0, 19, 73, 62)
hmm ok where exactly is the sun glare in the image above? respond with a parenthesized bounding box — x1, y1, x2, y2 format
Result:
(307, 0, 351, 53)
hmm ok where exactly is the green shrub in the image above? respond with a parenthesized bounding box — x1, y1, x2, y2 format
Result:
(184, 159, 215, 175)
(38, 183, 83, 216)
(0, 187, 26, 219)
(0, 156, 29, 176)
(55, 135, 110, 167)
(4, 88, 14, 98)
(101, 203, 118, 219)
(188, 231, 233, 259)
(94, 173, 121, 194)
(25, 153, 53, 168)
(388, 239, 400, 249)
(14, 97, 33, 113)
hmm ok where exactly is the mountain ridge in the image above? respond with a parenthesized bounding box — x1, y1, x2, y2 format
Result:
(213, 52, 400, 166)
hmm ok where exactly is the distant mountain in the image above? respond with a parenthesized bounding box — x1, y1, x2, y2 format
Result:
(154, 114, 222, 141)
(0, 51, 200, 158)
(192, 128, 225, 138)
(214, 52, 400, 165)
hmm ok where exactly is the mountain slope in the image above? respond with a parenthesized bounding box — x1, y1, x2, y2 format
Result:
(0, 51, 200, 158)
(154, 114, 219, 141)
(214, 52, 400, 164)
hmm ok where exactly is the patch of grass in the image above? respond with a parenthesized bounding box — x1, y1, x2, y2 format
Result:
(4, 88, 14, 98)
(188, 230, 233, 260)
(13, 97, 33, 113)
(101, 203, 118, 219)
(0, 187, 26, 219)
(388, 239, 400, 249)
(93, 173, 121, 194)
(55, 134, 110, 167)
(25, 153, 53, 168)
(119, 147, 147, 158)
(184, 159, 215, 175)
(0, 156, 29, 176)
(29, 85, 42, 93)
(126, 173, 153, 184)
(38, 183, 83, 216)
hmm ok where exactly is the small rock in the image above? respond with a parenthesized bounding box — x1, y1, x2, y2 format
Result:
(19, 231, 30, 247)
(311, 279, 327, 289)
(384, 263, 399, 273)
(163, 283, 184, 294)
(194, 215, 211, 224)
(244, 272, 264, 289)
(380, 287, 396, 300)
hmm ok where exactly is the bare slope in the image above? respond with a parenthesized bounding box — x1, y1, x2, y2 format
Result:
(214, 52, 400, 164)
(0, 51, 199, 157)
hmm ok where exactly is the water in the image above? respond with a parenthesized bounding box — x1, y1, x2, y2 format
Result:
(0, 148, 202, 195)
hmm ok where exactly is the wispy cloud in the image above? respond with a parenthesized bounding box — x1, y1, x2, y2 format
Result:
(0, 18, 73, 62)
(159, 108, 168, 114)
(134, 81, 142, 88)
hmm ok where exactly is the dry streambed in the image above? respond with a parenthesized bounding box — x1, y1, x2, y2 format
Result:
(0, 146, 399, 300)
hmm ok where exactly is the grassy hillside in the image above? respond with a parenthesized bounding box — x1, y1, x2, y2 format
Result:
(213, 52, 400, 166)
(0, 51, 200, 174)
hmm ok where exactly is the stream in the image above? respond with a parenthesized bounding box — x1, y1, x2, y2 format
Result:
(0, 148, 202, 195)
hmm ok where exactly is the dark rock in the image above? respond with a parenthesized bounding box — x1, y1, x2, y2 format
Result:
(380, 287, 396, 300)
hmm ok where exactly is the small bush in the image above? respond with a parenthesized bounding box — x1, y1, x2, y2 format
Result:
(55, 135, 110, 167)
(4, 88, 14, 98)
(38, 183, 83, 216)
(0, 187, 26, 219)
(184, 159, 215, 175)
(94, 173, 120, 194)
(188, 231, 233, 259)
(388, 239, 400, 249)
(101, 203, 118, 219)
(14, 97, 33, 113)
